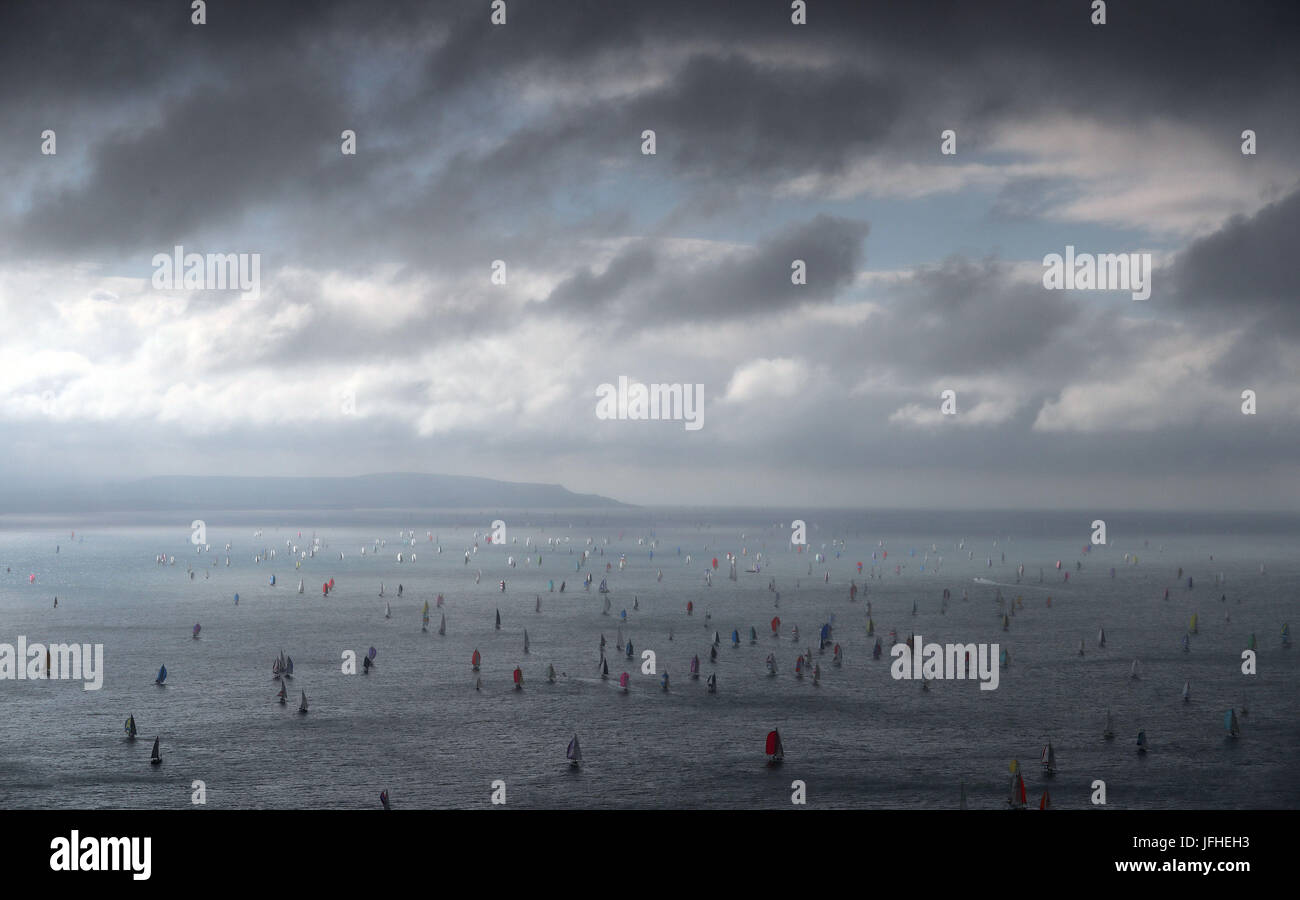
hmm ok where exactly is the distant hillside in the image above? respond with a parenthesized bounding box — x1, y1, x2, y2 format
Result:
(0, 473, 630, 513)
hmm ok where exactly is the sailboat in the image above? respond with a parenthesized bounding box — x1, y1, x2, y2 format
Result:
(124, 715, 137, 739)
(523, 630, 530, 654)
(999, 648, 1009, 669)
(1041, 741, 1057, 775)
(709, 645, 718, 663)
(567, 734, 582, 769)
(749, 626, 757, 645)
(1225, 708, 1240, 738)
(1039, 791, 1051, 810)
(625, 639, 633, 659)
(495, 609, 501, 630)
(713, 630, 720, 646)
(619, 671, 629, 693)
(471, 649, 481, 672)
(1183, 681, 1190, 702)
(155, 664, 167, 685)
(765, 653, 777, 675)
(277, 682, 287, 704)
(1130, 659, 1140, 679)
(833, 644, 843, 667)
(812, 664, 821, 686)
(707, 672, 717, 693)
(513, 667, 524, 690)
(690, 655, 700, 679)
(536, 595, 541, 613)
(298, 579, 304, 594)
(731, 629, 740, 648)
(766, 729, 784, 765)
(192, 624, 201, 640)
(872, 638, 882, 660)
(1098, 627, 1106, 648)
(1002, 614, 1009, 631)
(1007, 761, 1026, 809)
(1136, 729, 1148, 754)
(1181, 633, 1190, 653)
(548, 663, 557, 683)
(598, 578, 609, 594)
(150, 737, 162, 766)
(298, 690, 309, 714)
(438, 613, 446, 636)
(284, 656, 293, 679)
(1189, 613, 1198, 634)
(1103, 709, 1115, 740)
(422, 600, 430, 632)
(794, 655, 804, 679)
(385, 601, 391, 619)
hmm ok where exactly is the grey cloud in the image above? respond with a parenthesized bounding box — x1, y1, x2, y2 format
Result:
(540, 213, 868, 322)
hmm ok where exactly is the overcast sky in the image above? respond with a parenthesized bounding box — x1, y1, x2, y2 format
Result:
(1, 0, 1297, 509)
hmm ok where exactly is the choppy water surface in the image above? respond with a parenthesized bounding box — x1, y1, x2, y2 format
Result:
(1, 509, 1296, 809)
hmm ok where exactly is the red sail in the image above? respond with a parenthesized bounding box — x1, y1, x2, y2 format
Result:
(765, 730, 780, 755)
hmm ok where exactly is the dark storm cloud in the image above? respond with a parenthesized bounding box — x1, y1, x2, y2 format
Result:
(6, 0, 1295, 269)
(1156, 186, 1300, 386)
(540, 213, 868, 322)
(1163, 187, 1300, 328)
(13, 72, 361, 256)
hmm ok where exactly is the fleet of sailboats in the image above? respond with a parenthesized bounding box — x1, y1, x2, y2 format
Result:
(101, 524, 1281, 809)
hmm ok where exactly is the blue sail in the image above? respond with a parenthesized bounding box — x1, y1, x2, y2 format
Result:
(156, 665, 167, 684)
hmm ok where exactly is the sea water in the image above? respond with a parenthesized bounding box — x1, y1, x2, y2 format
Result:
(1, 509, 1296, 809)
